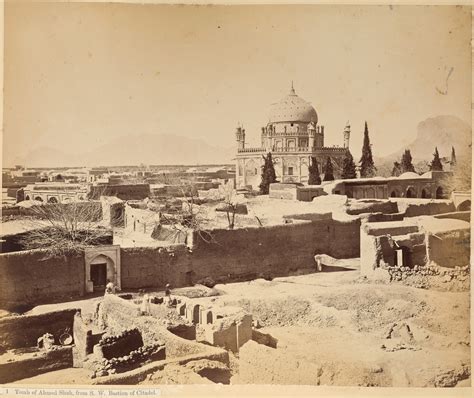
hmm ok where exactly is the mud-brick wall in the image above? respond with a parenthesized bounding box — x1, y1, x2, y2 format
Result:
(427, 229, 471, 268)
(121, 218, 361, 290)
(0, 346, 73, 384)
(0, 250, 84, 310)
(0, 309, 78, 349)
(239, 340, 322, 385)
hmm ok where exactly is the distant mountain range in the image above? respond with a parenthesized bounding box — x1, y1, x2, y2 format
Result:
(9, 134, 236, 168)
(8, 115, 471, 170)
(375, 115, 471, 177)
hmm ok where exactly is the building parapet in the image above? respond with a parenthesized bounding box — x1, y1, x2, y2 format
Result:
(237, 146, 347, 154)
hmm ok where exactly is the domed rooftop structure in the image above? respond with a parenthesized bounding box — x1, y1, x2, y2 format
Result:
(398, 172, 422, 179)
(268, 83, 318, 124)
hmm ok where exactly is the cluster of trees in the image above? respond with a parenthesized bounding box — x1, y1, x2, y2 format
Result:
(259, 120, 464, 194)
(391, 146, 455, 176)
(259, 121, 375, 192)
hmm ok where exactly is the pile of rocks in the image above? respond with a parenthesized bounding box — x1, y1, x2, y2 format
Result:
(92, 342, 165, 378)
(386, 264, 470, 290)
(99, 328, 140, 346)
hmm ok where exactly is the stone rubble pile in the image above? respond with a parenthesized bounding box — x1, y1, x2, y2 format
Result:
(92, 342, 164, 378)
(387, 264, 469, 283)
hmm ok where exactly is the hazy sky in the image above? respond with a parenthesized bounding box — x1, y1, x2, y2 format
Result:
(3, 3, 472, 166)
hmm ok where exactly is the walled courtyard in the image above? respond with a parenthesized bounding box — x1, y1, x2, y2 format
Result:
(5, 256, 470, 388)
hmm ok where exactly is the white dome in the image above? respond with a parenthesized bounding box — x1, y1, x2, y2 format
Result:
(398, 172, 422, 179)
(268, 85, 318, 124)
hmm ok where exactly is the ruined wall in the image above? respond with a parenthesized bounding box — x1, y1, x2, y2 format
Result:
(427, 229, 471, 268)
(121, 218, 361, 290)
(0, 346, 73, 384)
(400, 201, 455, 217)
(346, 200, 398, 215)
(434, 211, 470, 223)
(0, 309, 78, 349)
(0, 251, 84, 310)
(98, 295, 212, 359)
(238, 340, 322, 385)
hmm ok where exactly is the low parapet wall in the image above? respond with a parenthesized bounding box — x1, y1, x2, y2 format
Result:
(0, 250, 84, 310)
(0, 308, 78, 349)
(121, 217, 361, 290)
(0, 346, 73, 384)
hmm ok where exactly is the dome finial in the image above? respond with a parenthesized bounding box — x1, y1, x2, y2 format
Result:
(290, 80, 295, 95)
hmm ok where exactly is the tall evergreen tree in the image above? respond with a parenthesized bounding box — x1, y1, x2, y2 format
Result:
(430, 147, 443, 171)
(391, 161, 402, 177)
(323, 157, 335, 181)
(400, 149, 416, 173)
(359, 121, 376, 178)
(259, 152, 277, 194)
(308, 157, 321, 185)
(341, 150, 357, 179)
(451, 146, 457, 167)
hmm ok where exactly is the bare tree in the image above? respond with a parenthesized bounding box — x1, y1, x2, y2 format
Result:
(218, 181, 242, 230)
(19, 201, 111, 257)
(158, 176, 215, 244)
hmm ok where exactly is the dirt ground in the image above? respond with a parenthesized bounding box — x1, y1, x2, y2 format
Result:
(188, 259, 470, 387)
(12, 259, 470, 387)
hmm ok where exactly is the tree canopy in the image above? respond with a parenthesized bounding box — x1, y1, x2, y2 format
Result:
(341, 150, 357, 179)
(259, 152, 277, 194)
(359, 121, 376, 178)
(323, 157, 335, 181)
(308, 157, 322, 185)
(430, 147, 443, 171)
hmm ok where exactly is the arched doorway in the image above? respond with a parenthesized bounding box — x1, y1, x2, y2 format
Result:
(84, 246, 121, 294)
(436, 186, 444, 199)
(406, 187, 416, 198)
(25, 195, 30, 200)
(421, 188, 431, 199)
(390, 191, 398, 198)
(88, 254, 116, 292)
(48, 197, 58, 203)
(192, 304, 201, 324)
(206, 311, 213, 324)
(34, 196, 43, 202)
(458, 200, 471, 211)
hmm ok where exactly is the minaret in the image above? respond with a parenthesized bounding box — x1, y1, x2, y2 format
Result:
(307, 121, 316, 149)
(314, 125, 324, 148)
(343, 122, 351, 149)
(235, 124, 245, 151)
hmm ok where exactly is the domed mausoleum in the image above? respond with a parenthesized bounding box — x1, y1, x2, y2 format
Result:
(235, 83, 351, 189)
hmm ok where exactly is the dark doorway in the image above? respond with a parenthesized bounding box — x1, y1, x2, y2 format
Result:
(192, 305, 201, 324)
(436, 186, 444, 199)
(421, 189, 430, 199)
(390, 191, 398, 198)
(394, 246, 412, 268)
(406, 187, 416, 198)
(458, 200, 471, 211)
(91, 263, 107, 289)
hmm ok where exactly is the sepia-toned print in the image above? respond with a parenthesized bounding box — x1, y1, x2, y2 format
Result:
(0, 2, 471, 393)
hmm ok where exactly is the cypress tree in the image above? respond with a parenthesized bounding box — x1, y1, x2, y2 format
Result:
(259, 152, 277, 194)
(341, 150, 357, 179)
(400, 149, 416, 173)
(430, 147, 443, 171)
(451, 146, 457, 167)
(323, 157, 335, 181)
(308, 157, 321, 185)
(359, 121, 376, 177)
(391, 161, 402, 177)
